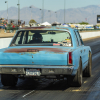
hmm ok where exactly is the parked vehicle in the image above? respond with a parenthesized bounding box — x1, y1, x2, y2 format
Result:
(0, 26, 92, 87)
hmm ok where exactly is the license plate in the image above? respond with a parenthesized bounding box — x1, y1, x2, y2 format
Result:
(26, 69, 41, 76)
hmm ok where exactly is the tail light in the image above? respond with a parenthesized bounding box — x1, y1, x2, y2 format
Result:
(68, 52, 72, 64)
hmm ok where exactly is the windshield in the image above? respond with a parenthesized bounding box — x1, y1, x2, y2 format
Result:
(10, 30, 72, 46)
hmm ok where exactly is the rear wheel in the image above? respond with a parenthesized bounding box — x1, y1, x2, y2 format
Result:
(83, 52, 92, 77)
(1, 74, 18, 86)
(67, 59, 82, 87)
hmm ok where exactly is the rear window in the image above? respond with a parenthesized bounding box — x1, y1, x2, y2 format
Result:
(10, 30, 72, 47)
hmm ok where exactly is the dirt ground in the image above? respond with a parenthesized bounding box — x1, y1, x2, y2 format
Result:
(0, 29, 15, 38)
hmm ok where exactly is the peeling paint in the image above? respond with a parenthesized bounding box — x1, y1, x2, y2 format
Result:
(4, 48, 67, 53)
(19, 26, 69, 31)
(20, 26, 51, 30)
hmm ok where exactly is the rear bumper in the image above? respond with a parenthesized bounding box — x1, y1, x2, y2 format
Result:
(0, 65, 74, 75)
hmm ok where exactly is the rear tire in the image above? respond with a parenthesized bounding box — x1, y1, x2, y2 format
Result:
(67, 59, 82, 87)
(83, 52, 92, 77)
(1, 74, 18, 86)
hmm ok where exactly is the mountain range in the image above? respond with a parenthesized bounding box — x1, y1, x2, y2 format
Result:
(0, 5, 100, 25)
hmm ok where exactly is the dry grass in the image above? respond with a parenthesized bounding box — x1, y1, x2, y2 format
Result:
(0, 29, 15, 38)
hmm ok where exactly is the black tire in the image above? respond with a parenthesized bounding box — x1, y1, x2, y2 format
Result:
(1, 74, 18, 86)
(83, 52, 92, 77)
(67, 59, 82, 87)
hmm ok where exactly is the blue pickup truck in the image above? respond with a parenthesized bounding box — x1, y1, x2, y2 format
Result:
(0, 26, 92, 87)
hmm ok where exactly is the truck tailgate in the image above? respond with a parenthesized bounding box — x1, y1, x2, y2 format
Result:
(0, 47, 70, 65)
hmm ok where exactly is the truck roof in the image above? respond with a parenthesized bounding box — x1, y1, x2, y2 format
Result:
(19, 26, 76, 31)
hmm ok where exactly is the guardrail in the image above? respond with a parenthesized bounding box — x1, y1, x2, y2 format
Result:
(78, 29, 100, 32)
(0, 38, 12, 49)
(80, 31, 100, 39)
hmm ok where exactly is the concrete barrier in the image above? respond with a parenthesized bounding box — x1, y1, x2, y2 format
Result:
(80, 31, 100, 39)
(0, 31, 100, 49)
(0, 38, 12, 49)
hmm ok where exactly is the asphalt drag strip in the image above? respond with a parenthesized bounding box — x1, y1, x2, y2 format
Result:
(0, 37, 100, 100)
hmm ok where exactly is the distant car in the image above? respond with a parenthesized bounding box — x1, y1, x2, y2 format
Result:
(0, 26, 92, 87)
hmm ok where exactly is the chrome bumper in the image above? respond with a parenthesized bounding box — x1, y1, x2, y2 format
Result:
(0, 65, 74, 75)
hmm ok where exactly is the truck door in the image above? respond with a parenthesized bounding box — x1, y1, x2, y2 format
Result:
(76, 31, 88, 68)
(74, 30, 85, 68)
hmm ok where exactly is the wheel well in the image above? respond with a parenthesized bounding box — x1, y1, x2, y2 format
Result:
(80, 56, 82, 62)
(80, 57, 82, 68)
(89, 51, 92, 54)
(89, 51, 92, 58)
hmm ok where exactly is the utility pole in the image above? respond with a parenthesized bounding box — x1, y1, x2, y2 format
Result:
(17, 0, 20, 25)
(5, 1, 8, 21)
(30, 6, 32, 20)
(48, 10, 51, 23)
(42, 0, 44, 23)
(64, 0, 66, 23)
(55, 12, 57, 21)
(40, 9, 42, 23)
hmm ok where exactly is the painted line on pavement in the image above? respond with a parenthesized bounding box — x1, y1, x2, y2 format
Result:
(22, 90, 35, 97)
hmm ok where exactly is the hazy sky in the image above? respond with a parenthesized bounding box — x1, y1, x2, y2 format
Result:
(0, 0, 100, 11)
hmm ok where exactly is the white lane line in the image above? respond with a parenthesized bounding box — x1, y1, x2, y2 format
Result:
(22, 90, 35, 97)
